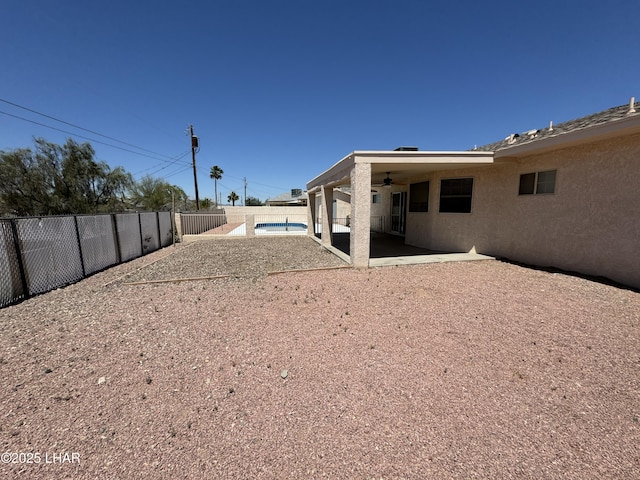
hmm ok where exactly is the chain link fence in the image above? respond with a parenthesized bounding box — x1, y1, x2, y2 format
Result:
(0, 211, 172, 308)
(115, 213, 143, 262)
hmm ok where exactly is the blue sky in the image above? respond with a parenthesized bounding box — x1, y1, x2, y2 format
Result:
(1, 0, 638, 203)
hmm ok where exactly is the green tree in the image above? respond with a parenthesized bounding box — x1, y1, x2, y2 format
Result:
(200, 197, 212, 210)
(227, 191, 239, 206)
(130, 175, 188, 211)
(0, 137, 133, 216)
(0, 146, 54, 215)
(209, 165, 223, 205)
(245, 196, 263, 206)
(56, 140, 133, 213)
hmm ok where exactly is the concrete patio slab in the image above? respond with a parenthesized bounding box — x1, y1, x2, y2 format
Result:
(313, 231, 495, 266)
(369, 252, 494, 267)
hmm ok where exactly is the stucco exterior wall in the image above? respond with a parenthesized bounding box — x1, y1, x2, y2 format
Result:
(311, 187, 400, 233)
(334, 197, 351, 220)
(223, 206, 307, 217)
(405, 133, 640, 288)
(370, 186, 405, 232)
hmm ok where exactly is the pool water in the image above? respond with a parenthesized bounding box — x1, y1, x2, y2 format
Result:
(255, 222, 307, 232)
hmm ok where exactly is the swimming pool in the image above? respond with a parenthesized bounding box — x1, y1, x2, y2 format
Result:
(255, 222, 307, 232)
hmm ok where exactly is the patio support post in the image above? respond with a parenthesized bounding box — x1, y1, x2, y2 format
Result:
(307, 192, 316, 237)
(320, 185, 333, 248)
(350, 161, 371, 267)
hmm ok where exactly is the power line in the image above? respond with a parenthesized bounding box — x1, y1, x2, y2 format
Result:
(195, 165, 290, 193)
(193, 164, 301, 201)
(161, 165, 193, 180)
(133, 150, 191, 177)
(0, 110, 191, 167)
(0, 97, 179, 160)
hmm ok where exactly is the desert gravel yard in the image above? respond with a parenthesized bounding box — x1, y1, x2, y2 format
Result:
(1, 237, 639, 479)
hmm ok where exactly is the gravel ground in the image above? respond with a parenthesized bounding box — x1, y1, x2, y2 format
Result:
(1, 237, 639, 479)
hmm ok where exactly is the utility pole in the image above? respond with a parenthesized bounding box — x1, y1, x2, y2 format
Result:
(189, 124, 200, 210)
(244, 177, 247, 206)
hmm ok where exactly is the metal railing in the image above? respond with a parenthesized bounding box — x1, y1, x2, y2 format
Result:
(180, 212, 227, 235)
(370, 216, 386, 232)
(0, 211, 172, 308)
(314, 216, 386, 234)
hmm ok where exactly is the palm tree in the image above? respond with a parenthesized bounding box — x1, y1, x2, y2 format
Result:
(227, 191, 239, 206)
(209, 165, 223, 205)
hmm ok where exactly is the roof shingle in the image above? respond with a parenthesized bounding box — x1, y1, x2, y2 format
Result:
(475, 100, 638, 152)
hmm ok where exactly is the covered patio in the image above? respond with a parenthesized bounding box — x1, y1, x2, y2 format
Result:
(320, 231, 494, 266)
(306, 149, 495, 267)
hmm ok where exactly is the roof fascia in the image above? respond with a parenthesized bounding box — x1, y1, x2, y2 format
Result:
(306, 152, 355, 191)
(352, 150, 494, 164)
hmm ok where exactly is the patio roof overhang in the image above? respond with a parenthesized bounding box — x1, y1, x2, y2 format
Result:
(306, 150, 495, 192)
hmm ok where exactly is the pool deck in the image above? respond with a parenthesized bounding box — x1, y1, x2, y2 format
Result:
(202, 223, 244, 234)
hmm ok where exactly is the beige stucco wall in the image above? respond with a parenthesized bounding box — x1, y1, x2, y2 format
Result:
(334, 194, 351, 220)
(223, 205, 307, 217)
(405, 133, 640, 288)
(322, 188, 401, 232)
(372, 186, 406, 232)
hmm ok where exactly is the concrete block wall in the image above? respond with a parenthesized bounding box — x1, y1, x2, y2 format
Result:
(223, 206, 308, 217)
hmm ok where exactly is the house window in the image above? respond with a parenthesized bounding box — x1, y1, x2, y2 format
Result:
(439, 178, 473, 213)
(519, 170, 556, 195)
(536, 170, 556, 194)
(409, 181, 429, 212)
(372, 193, 380, 204)
(518, 173, 536, 195)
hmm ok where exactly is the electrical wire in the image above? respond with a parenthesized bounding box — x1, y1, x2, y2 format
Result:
(161, 165, 193, 180)
(133, 150, 191, 177)
(0, 110, 191, 167)
(0, 97, 179, 160)
(195, 165, 290, 196)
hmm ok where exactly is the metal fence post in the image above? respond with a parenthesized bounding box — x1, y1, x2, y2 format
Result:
(111, 214, 122, 264)
(138, 213, 145, 255)
(9, 219, 29, 300)
(73, 215, 86, 277)
(156, 212, 161, 252)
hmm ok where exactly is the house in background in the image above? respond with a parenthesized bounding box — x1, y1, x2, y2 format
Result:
(306, 98, 640, 289)
(266, 189, 308, 207)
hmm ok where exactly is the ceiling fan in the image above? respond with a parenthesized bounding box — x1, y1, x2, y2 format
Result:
(373, 172, 394, 188)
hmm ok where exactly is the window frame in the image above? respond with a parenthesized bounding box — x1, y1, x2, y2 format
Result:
(518, 169, 557, 195)
(409, 180, 429, 212)
(439, 177, 474, 213)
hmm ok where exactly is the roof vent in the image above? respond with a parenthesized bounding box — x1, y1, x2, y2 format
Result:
(394, 146, 418, 151)
(628, 97, 636, 115)
(505, 133, 520, 144)
(525, 129, 540, 138)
